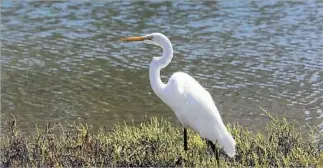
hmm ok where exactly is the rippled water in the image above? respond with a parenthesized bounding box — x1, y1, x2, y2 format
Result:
(1, 1, 322, 133)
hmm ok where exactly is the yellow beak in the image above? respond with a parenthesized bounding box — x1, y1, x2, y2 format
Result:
(119, 36, 146, 42)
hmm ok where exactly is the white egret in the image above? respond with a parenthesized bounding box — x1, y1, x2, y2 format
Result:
(120, 33, 236, 158)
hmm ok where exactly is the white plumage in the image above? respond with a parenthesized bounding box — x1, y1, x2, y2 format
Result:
(120, 33, 236, 157)
(165, 72, 236, 157)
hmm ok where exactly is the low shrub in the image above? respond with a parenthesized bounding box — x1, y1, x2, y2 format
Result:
(1, 109, 322, 167)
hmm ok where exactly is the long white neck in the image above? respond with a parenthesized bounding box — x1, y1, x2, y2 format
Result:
(149, 41, 173, 97)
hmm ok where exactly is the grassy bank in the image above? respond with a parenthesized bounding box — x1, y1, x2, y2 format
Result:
(1, 111, 322, 167)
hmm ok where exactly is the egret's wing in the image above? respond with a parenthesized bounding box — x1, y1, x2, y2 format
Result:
(166, 72, 236, 157)
(178, 74, 236, 157)
(179, 76, 226, 140)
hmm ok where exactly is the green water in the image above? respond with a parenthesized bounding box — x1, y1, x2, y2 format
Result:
(1, 1, 322, 133)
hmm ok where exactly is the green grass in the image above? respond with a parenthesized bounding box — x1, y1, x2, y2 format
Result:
(1, 109, 322, 167)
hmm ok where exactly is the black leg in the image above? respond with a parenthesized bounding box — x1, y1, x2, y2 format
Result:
(206, 139, 220, 165)
(207, 140, 216, 153)
(184, 128, 188, 151)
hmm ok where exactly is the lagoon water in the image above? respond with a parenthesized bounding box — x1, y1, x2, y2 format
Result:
(1, 1, 322, 133)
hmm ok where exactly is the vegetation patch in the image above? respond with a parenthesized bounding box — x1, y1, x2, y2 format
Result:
(1, 109, 322, 167)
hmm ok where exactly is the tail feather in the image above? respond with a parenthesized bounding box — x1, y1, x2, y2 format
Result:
(218, 132, 236, 157)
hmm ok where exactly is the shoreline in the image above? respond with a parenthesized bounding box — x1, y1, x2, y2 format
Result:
(1, 111, 322, 167)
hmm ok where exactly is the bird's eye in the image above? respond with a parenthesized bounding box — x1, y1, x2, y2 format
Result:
(148, 36, 154, 40)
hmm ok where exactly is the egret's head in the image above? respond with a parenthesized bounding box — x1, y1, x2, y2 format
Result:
(120, 33, 170, 48)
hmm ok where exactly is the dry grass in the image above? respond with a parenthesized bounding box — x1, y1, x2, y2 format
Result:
(1, 110, 322, 167)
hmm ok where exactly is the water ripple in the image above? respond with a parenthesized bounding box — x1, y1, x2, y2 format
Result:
(1, 0, 322, 133)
